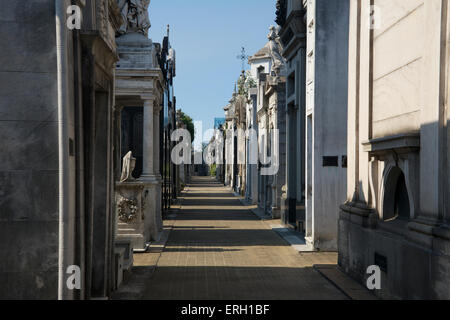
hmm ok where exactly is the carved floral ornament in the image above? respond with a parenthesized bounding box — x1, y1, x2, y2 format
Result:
(117, 196, 138, 223)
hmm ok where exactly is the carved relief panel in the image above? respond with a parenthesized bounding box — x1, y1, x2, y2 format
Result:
(97, 0, 121, 52)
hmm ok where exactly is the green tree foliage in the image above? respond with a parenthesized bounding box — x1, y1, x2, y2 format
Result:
(237, 71, 256, 96)
(210, 164, 217, 177)
(179, 111, 195, 142)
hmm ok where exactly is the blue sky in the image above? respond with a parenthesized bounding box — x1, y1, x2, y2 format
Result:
(149, 0, 276, 142)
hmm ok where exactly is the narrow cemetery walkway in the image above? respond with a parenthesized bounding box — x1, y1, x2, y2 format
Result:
(115, 176, 348, 300)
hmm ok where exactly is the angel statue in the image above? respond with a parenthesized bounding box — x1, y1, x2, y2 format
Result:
(120, 151, 137, 182)
(117, 0, 152, 36)
(267, 26, 286, 77)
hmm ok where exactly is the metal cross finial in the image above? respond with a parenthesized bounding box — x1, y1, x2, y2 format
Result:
(236, 47, 249, 71)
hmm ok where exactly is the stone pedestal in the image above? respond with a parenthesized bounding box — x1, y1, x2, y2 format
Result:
(115, 180, 163, 251)
(140, 177, 163, 242)
(115, 240, 134, 271)
(115, 182, 147, 252)
(116, 32, 154, 70)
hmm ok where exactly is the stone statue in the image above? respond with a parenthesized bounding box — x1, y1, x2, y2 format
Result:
(267, 26, 286, 76)
(120, 151, 137, 182)
(117, 0, 151, 36)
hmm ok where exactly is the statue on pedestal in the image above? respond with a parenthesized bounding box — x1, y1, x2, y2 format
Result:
(267, 26, 286, 77)
(120, 151, 137, 182)
(117, 0, 151, 36)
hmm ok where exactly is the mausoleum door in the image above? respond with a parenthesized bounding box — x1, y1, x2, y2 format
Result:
(121, 107, 144, 178)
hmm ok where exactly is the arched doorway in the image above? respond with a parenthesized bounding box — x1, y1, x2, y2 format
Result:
(382, 166, 411, 221)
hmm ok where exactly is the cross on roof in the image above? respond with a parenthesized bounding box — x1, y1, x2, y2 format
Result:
(236, 47, 249, 72)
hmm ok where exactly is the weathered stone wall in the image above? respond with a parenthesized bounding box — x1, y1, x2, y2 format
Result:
(371, 0, 424, 138)
(0, 0, 63, 299)
(339, 0, 450, 299)
(306, 0, 349, 250)
(0, 0, 122, 299)
(339, 210, 450, 299)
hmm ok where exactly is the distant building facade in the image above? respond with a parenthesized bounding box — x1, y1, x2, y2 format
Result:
(277, 0, 307, 228)
(244, 46, 271, 206)
(275, 0, 349, 252)
(303, 0, 349, 250)
(246, 30, 287, 218)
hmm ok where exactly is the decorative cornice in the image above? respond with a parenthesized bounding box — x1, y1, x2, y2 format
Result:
(340, 201, 375, 218)
(340, 201, 378, 229)
(362, 133, 420, 156)
(116, 181, 146, 189)
(279, 10, 306, 60)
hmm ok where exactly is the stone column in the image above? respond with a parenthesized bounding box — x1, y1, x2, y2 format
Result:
(245, 133, 250, 200)
(251, 93, 258, 204)
(141, 99, 155, 179)
(114, 106, 124, 181)
(286, 107, 297, 224)
(153, 106, 161, 177)
(139, 98, 163, 242)
(418, 0, 447, 222)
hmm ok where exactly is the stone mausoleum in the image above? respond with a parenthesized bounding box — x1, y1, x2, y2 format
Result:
(339, 0, 450, 299)
(0, 0, 175, 300)
(114, 17, 164, 252)
(0, 0, 123, 299)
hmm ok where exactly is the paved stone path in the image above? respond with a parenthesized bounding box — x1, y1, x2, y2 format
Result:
(117, 176, 348, 300)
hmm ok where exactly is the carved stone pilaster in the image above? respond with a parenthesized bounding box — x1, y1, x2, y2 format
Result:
(96, 0, 122, 54)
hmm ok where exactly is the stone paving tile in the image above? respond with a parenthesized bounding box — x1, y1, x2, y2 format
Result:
(136, 177, 347, 300)
(314, 265, 378, 300)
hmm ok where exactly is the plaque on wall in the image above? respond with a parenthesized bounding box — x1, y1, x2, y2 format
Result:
(323, 156, 339, 167)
